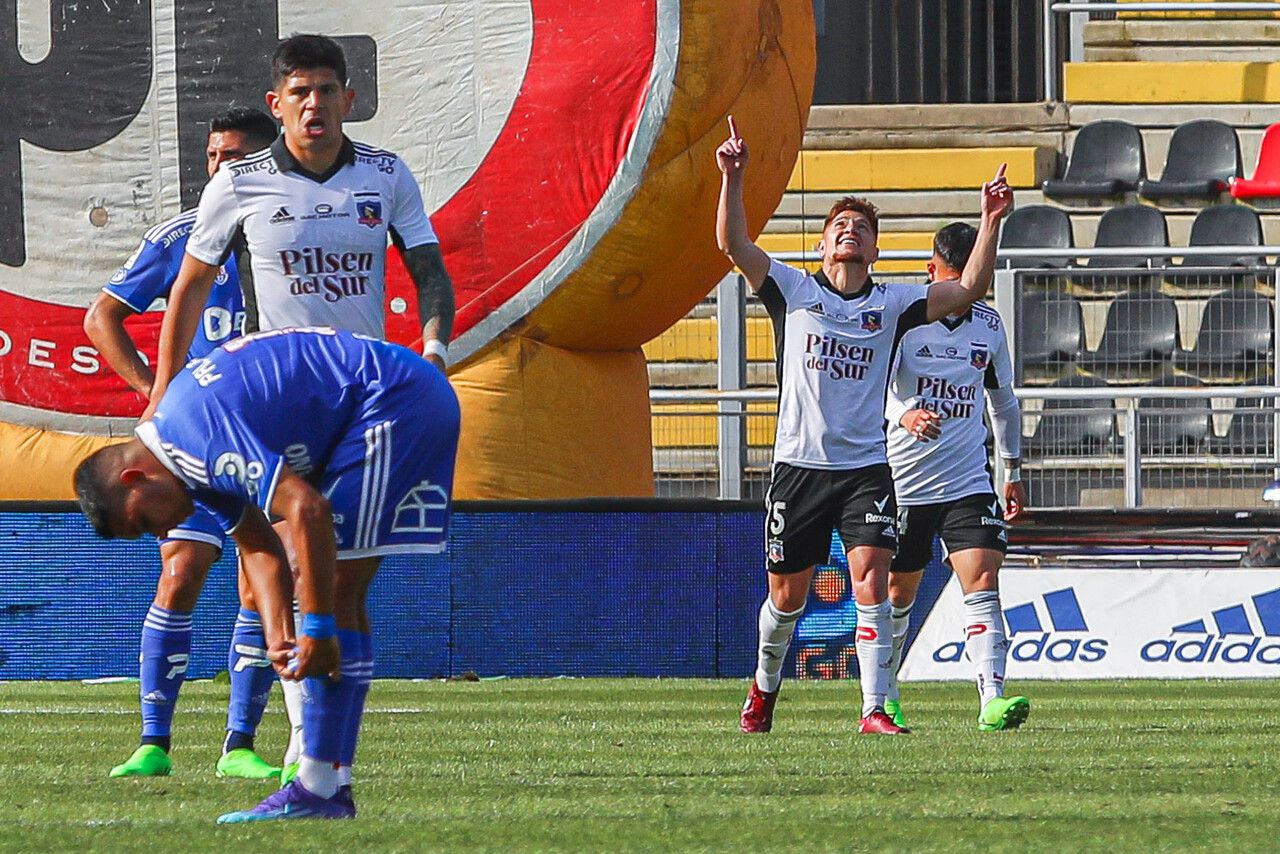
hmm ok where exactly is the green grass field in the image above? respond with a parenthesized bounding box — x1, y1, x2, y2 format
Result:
(1, 679, 1278, 852)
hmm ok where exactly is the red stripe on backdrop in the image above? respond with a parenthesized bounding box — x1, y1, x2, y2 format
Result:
(0, 291, 152, 417)
(386, 0, 658, 347)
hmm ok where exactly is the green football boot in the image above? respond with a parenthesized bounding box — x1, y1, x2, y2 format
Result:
(883, 698, 907, 729)
(216, 748, 283, 781)
(279, 761, 300, 787)
(978, 695, 1030, 732)
(109, 744, 172, 777)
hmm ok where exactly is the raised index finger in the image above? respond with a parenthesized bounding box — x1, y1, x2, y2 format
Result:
(727, 115, 739, 140)
(993, 162, 1008, 181)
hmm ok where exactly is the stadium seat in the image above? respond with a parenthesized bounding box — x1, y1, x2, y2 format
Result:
(1211, 398, 1275, 458)
(1230, 123, 1280, 201)
(1043, 120, 1145, 200)
(1081, 289, 1180, 380)
(1137, 373, 1213, 455)
(1018, 288, 1084, 376)
(1138, 120, 1240, 202)
(999, 205, 1075, 271)
(1167, 205, 1265, 287)
(1175, 287, 1273, 381)
(1075, 204, 1169, 291)
(1026, 374, 1116, 457)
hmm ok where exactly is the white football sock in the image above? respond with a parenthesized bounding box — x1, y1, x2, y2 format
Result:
(298, 755, 341, 798)
(754, 599, 804, 693)
(886, 600, 914, 702)
(963, 590, 1008, 705)
(855, 600, 894, 717)
(338, 765, 353, 787)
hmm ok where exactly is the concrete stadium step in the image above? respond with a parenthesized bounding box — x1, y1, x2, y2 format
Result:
(1064, 61, 1280, 103)
(647, 361, 775, 390)
(802, 103, 1068, 151)
(1084, 20, 1280, 62)
(788, 146, 1054, 193)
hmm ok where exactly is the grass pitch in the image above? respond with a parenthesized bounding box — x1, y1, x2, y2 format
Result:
(1, 679, 1277, 852)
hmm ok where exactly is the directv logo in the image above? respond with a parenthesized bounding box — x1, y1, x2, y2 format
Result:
(1141, 587, 1280, 665)
(932, 587, 1108, 663)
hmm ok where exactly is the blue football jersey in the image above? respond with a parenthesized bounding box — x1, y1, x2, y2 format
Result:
(104, 209, 245, 361)
(137, 327, 442, 532)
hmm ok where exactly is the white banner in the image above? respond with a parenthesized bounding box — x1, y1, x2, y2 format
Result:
(901, 569, 1280, 680)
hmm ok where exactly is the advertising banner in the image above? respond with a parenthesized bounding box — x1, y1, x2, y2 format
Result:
(902, 569, 1280, 680)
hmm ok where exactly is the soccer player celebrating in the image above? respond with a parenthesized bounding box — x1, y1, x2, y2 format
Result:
(84, 107, 285, 779)
(716, 117, 1012, 734)
(144, 34, 455, 780)
(882, 222, 1029, 732)
(74, 327, 460, 822)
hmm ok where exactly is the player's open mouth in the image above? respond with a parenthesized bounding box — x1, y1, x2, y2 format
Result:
(303, 118, 326, 136)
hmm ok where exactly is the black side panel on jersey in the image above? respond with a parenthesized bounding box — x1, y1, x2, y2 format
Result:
(229, 226, 258, 333)
(881, 295, 931, 435)
(757, 277, 788, 388)
(984, 361, 999, 389)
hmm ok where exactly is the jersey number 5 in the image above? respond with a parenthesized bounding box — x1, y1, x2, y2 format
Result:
(768, 501, 787, 537)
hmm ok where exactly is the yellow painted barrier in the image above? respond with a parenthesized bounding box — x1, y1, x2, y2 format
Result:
(787, 147, 1045, 192)
(1065, 61, 1280, 103)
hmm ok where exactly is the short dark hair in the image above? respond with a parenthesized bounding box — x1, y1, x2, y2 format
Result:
(272, 34, 348, 88)
(73, 445, 131, 540)
(209, 107, 278, 149)
(823, 196, 879, 235)
(933, 221, 978, 274)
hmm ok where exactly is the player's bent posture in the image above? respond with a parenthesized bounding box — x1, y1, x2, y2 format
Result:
(83, 107, 284, 780)
(74, 327, 460, 822)
(145, 34, 456, 778)
(884, 223, 1029, 732)
(715, 117, 1011, 734)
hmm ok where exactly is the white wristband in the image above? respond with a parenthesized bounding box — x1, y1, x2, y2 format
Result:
(1005, 466, 1022, 483)
(423, 339, 448, 361)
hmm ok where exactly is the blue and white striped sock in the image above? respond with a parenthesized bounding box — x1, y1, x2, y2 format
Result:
(139, 604, 193, 750)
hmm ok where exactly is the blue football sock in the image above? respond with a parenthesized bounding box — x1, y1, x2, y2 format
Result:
(339, 631, 373, 767)
(301, 630, 361, 764)
(224, 608, 275, 753)
(139, 604, 193, 749)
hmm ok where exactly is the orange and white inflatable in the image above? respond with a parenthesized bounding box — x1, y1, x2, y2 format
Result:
(0, 0, 813, 499)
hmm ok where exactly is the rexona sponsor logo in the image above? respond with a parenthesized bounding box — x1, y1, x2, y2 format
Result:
(931, 587, 1108, 664)
(1141, 587, 1280, 666)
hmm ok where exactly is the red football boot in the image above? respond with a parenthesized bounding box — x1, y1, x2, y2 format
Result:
(739, 681, 779, 733)
(859, 707, 909, 735)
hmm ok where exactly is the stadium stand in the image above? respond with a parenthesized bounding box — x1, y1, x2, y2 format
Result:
(1175, 286, 1274, 381)
(1019, 288, 1085, 378)
(1025, 374, 1117, 457)
(1231, 123, 1280, 200)
(1167, 203, 1266, 287)
(1043, 120, 1145, 200)
(1080, 289, 1181, 380)
(1075, 204, 1169, 290)
(1212, 397, 1275, 457)
(1000, 205, 1076, 270)
(1137, 372, 1214, 455)
(1138, 119, 1240, 202)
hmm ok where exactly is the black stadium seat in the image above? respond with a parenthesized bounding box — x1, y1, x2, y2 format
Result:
(1212, 398, 1275, 457)
(1026, 373, 1116, 456)
(1168, 204, 1265, 279)
(1043, 120, 1145, 200)
(1138, 373, 1213, 454)
(999, 205, 1075, 270)
(1176, 287, 1273, 380)
(1081, 289, 1180, 380)
(1139, 120, 1241, 202)
(1076, 204, 1169, 290)
(1018, 288, 1084, 375)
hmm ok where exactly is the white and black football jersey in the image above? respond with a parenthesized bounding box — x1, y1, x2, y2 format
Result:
(186, 136, 438, 338)
(759, 258, 930, 470)
(886, 301, 1014, 505)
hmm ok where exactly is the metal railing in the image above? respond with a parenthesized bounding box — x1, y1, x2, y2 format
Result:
(1044, 1, 1280, 101)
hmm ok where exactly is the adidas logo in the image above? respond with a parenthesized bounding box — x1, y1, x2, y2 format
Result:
(931, 587, 1108, 664)
(1142, 586, 1280, 664)
(269, 206, 294, 224)
(806, 302, 825, 316)
(141, 690, 171, 705)
(915, 344, 933, 357)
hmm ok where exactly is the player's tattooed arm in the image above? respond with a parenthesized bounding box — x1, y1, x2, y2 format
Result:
(715, 116, 771, 292)
(269, 468, 340, 680)
(231, 507, 297, 675)
(142, 253, 221, 418)
(84, 294, 155, 397)
(401, 241, 455, 372)
(926, 163, 1012, 322)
